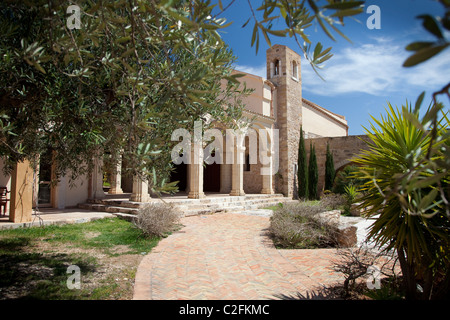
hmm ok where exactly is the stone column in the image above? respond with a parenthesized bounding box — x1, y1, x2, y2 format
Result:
(230, 144, 245, 196)
(260, 128, 275, 194)
(108, 154, 123, 194)
(52, 175, 67, 209)
(219, 163, 231, 193)
(261, 150, 274, 194)
(89, 156, 105, 200)
(188, 142, 205, 199)
(130, 175, 150, 202)
(9, 160, 33, 223)
(32, 157, 39, 208)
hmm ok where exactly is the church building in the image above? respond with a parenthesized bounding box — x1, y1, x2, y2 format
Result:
(0, 45, 348, 223)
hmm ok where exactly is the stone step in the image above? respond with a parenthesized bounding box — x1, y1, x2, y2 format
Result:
(182, 205, 246, 216)
(160, 195, 286, 206)
(87, 195, 285, 207)
(175, 199, 279, 210)
(174, 198, 288, 209)
(176, 199, 296, 216)
(79, 203, 139, 214)
(86, 199, 142, 208)
(78, 194, 295, 217)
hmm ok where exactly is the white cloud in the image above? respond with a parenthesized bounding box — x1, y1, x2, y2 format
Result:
(301, 40, 450, 96)
(232, 39, 450, 97)
(234, 63, 267, 78)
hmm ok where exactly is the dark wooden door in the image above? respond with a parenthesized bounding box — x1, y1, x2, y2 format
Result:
(203, 163, 220, 192)
(170, 163, 187, 191)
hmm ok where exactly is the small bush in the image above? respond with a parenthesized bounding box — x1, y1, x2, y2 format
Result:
(332, 165, 366, 194)
(320, 192, 346, 210)
(133, 203, 181, 238)
(269, 202, 339, 249)
(342, 184, 361, 215)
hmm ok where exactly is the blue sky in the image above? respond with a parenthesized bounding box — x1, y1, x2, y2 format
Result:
(214, 0, 450, 135)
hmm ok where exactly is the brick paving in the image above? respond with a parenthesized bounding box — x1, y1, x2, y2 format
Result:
(133, 212, 345, 300)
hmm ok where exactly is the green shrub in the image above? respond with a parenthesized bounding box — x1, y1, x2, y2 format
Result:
(308, 143, 318, 200)
(298, 126, 308, 199)
(269, 202, 339, 249)
(324, 143, 335, 191)
(332, 165, 364, 194)
(342, 184, 360, 215)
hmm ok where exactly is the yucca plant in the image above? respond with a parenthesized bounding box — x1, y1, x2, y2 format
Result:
(343, 184, 359, 215)
(344, 184, 359, 203)
(353, 100, 450, 300)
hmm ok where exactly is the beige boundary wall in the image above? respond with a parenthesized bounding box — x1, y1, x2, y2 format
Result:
(305, 135, 371, 195)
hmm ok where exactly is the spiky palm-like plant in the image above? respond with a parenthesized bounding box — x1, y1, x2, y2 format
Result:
(353, 102, 450, 300)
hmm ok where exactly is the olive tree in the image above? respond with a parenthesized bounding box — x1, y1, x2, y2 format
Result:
(0, 0, 249, 193)
(0, 0, 364, 192)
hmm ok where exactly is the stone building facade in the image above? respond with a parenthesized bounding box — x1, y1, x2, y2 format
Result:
(1, 44, 350, 222)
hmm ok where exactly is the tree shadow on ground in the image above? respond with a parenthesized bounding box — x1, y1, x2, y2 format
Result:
(273, 285, 347, 300)
(0, 237, 98, 299)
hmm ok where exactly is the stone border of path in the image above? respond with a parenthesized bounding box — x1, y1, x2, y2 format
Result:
(0, 208, 114, 230)
(233, 209, 374, 246)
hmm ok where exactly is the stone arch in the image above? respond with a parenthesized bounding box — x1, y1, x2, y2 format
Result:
(274, 59, 281, 76)
(334, 160, 353, 173)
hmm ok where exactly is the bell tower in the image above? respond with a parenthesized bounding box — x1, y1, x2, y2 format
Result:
(266, 45, 302, 197)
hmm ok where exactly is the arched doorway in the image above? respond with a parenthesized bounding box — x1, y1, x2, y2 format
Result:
(203, 162, 220, 192)
(170, 162, 187, 192)
(203, 148, 221, 192)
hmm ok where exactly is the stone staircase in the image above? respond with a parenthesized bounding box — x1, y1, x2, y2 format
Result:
(78, 193, 297, 218)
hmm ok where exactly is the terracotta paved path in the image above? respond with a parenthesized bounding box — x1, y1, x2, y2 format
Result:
(133, 212, 344, 300)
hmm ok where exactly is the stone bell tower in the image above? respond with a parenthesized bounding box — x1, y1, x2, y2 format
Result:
(266, 45, 302, 197)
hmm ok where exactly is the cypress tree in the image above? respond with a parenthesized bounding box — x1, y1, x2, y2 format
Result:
(308, 142, 318, 200)
(297, 126, 308, 199)
(324, 142, 335, 191)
